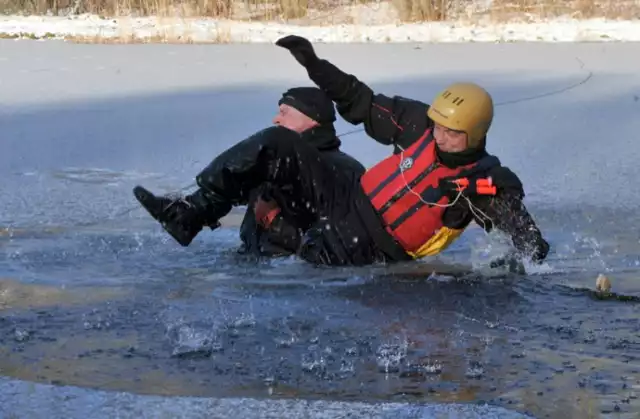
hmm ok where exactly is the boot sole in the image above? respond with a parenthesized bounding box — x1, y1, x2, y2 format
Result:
(132, 185, 194, 247)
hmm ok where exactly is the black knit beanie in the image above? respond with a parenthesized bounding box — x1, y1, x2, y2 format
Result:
(278, 87, 336, 124)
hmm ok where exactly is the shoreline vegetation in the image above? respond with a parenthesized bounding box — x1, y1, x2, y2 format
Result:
(1, 0, 639, 43)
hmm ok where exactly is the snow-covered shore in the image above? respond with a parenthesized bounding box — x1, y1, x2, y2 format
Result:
(1, 12, 640, 43)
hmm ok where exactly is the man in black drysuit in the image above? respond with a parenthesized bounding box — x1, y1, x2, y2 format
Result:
(238, 87, 365, 257)
(134, 122, 407, 265)
(133, 36, 550, 267)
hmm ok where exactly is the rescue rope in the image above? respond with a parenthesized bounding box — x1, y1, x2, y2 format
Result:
(25, 57, 592, 231)
(337, 57, 594, 139)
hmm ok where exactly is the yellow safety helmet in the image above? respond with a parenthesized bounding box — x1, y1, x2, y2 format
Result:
(426, 82, 494, 149)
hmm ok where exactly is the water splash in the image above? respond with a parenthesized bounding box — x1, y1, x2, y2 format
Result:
(376, 337, 409, 374)
(165, 321, 223, 358)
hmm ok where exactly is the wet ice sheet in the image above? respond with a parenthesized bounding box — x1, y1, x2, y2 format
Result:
(1, 42, 640, 220)
(0, 376, 532, 419)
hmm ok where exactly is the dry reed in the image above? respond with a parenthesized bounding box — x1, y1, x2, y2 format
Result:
(0, 0, 637, 23)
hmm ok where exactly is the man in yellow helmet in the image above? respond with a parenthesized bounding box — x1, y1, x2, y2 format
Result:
(132, 36, 549, 268)
(271, 34, 549, 266)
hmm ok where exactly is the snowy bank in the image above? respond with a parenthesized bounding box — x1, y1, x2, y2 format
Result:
(1, 13, 640, 43)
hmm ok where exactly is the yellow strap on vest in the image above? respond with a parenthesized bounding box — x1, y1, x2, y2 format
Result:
(406, 226, 465, 259)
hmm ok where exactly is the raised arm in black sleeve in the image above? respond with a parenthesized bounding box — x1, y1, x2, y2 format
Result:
(276, 35, 431, 151)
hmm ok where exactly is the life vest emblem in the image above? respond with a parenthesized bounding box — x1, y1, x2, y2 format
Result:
(399, 157, 414, 171)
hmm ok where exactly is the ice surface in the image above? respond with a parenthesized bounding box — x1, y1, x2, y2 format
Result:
(0, 376, 533, 418)
(2, 41, 639, 214)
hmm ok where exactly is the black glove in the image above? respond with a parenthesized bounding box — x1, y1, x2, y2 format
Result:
(275, 35, 319, 68)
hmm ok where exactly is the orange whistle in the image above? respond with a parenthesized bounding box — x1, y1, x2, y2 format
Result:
(477, 185, 497, 195)
(451, 177, 497, 195)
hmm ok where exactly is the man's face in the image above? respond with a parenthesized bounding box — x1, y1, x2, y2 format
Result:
(273, 104, 318, 133)
(433, 123, 468, 153)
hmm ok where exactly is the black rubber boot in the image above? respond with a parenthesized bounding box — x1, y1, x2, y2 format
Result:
(134, 126, 301, 247)
(133, 185, 227, 246)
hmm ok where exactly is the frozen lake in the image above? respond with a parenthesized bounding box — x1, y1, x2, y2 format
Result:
(1, 40, 640, 418)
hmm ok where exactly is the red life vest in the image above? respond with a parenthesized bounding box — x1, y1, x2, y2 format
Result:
(360, 128, 498, 254)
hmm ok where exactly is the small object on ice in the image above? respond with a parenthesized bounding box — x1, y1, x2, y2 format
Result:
(596, 274, 612, 293)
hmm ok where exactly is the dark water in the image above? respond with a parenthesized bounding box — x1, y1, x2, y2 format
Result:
(1, 203, 639, 418)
